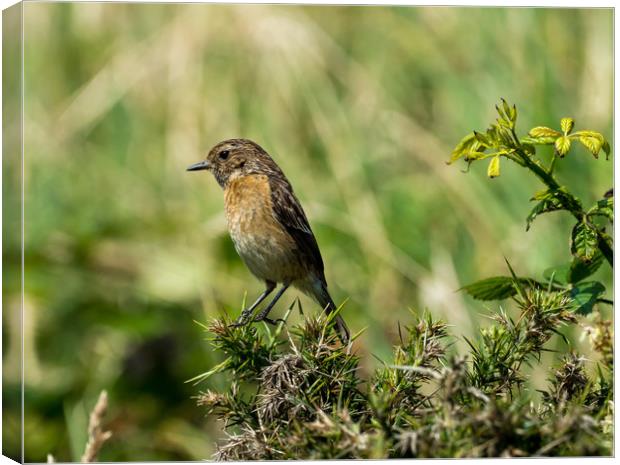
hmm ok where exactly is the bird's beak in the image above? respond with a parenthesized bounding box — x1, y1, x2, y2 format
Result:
(186, 160, 210, 172)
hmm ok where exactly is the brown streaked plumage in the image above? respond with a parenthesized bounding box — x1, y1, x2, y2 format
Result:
(187, 138, 350, 343)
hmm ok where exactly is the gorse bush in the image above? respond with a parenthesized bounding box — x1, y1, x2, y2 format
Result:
(195, 102, 613, 459)
(196, 307, 612, 458)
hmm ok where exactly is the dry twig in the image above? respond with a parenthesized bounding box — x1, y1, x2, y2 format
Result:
(81, 390, 112, 463)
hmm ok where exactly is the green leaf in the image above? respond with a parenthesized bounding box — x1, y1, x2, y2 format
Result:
(460, 276, 541, 301)
(602, 140, 611, 159)
(555, 136, 571, 157)
(567, 250, 604, 284)
(543, 264, 570, 285)
(522, 135, 556, 145)
(578, 135, 602, 158)
(560, 117, 574, 134)
(485, 124, 500, 142)
(572, 130, 609, 159)
(496, 125, 514, 146)
(473, 130, 492, 146)
(462, 149, 488, 162)
(526, 196, 563, 231)
(531, 189, 551, 201)
(569, 281, 605, 315)
(570, 222, 599, 262)
(529, 126, 561, 138)
(572, 130, 605, 140)
(507, 102, 517, 123)
(589, 197, 614, 222)
(499, 98, 517, 126)
(598, 230, 613, 251)
(525, 188, 581, 231)
(495, 100, 515, 129)
(501, 98, 511, 116)
(487, 156, 500, 178)
(448, 132, 478, 164)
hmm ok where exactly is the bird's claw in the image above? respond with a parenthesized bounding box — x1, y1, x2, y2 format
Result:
(228, 321, 246, 328)
(254, 316, 286, 326)
(229, 311, 252, 328)
(229, 307, 286, 328)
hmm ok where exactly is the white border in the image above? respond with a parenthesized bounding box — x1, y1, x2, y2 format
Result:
(0, 1, 616, 464)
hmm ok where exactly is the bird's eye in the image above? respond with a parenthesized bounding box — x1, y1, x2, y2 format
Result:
(219, 150, 230, 160)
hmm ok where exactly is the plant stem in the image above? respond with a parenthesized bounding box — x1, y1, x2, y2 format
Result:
(548, 153, 558, 174)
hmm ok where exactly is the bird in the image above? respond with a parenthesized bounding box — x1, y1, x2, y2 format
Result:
(187, 138, 350, 343)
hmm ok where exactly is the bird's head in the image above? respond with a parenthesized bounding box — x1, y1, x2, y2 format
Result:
(187, 138, 280, 188)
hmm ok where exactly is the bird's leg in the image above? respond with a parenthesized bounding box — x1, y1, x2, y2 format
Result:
(231, 281, 276, 327)
(253, 283, 290, 325)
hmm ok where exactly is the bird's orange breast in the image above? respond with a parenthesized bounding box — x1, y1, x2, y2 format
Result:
(223, 174, 301, 282)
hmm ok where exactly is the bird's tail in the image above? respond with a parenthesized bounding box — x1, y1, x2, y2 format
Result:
(313, 281, 350, 344)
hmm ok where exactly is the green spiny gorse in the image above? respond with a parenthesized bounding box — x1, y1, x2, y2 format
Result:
(195, 102, 612, 459)
(195, 302, 611, 458)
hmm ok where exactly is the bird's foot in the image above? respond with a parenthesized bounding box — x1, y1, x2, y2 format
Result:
(254, 316, 286, 326)
(228, 321, 247, 328)
(229, 309, 253, 328)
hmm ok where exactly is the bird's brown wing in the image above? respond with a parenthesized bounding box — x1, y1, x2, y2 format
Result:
(268, 176, 326, 280)
(269, 176, 350, 344)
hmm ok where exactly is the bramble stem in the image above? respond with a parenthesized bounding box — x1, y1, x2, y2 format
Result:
(510, 130, 613, 267)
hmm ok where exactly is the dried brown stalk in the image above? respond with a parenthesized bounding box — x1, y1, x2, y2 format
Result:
(81, 390, 112, 463)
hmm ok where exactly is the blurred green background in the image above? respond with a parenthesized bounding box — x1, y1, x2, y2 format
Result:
(2, 3, 612, 462)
